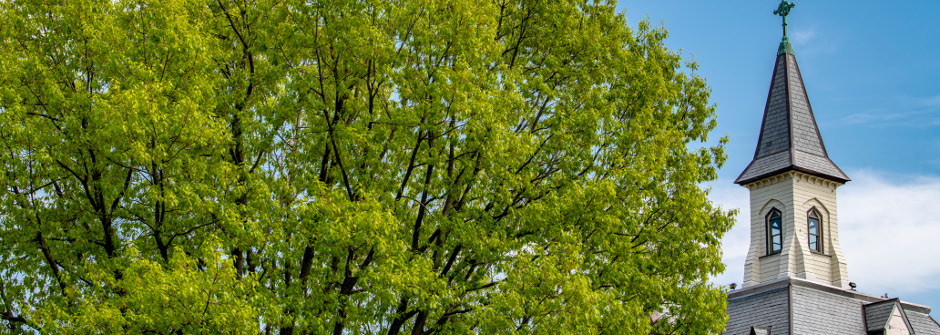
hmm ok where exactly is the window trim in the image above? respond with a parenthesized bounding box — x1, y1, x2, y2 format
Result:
(766, 208, 783, 255)
(807, 208, 823, 254)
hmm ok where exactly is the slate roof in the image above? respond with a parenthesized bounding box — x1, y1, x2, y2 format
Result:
(910, 310, 940, 334)
(724, 283, 790, 335)
(724, 278, 940, 335)
(790, 284, 866, 334)
(735, 50, 850, 185)
(863, 299, 898, 332)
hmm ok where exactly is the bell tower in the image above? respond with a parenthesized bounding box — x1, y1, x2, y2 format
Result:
(735, 0, 852, 289)
(724, 3, 940, 334)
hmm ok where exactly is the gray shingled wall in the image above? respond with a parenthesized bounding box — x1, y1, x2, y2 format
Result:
(723, 287, 789, 335)
(790, 285, 866, 334)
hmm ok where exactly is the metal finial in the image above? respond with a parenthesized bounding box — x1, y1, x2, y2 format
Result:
(773, 0, 796, 37)
(773, 0, 796, 55)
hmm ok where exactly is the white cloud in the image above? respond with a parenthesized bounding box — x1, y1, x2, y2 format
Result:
(791, 27, 817, 45)
(919, 94, 940, 108)
(787, 25, 836, 57)
(706, 182, 749, 287)
(841, 94, 940, 128)
(708, 169, 940, 297)
(839, 170, 940, 295)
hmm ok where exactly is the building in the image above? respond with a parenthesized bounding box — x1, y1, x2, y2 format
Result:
(722, 2, 940, 334)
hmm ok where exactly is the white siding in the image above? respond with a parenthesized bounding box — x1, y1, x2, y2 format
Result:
(886, 305, 912, 335)
(742, 171, 850, 288)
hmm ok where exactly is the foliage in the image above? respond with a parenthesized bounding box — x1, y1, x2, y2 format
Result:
(0, 0, 734, 333)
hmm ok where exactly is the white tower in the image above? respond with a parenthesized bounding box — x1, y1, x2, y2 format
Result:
(735, 32, 851, 289)
(723, 3, 940, 334)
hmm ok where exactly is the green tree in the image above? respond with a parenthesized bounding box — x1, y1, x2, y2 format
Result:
(0, 0, 734, 333)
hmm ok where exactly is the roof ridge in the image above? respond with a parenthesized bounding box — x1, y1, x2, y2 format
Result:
(862, 297, 901, 307)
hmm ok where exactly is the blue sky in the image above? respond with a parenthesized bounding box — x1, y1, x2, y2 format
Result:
(615, 0, 940, 316)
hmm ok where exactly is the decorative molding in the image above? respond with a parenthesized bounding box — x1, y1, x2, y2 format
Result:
(793, 170, 841, 190)
(744, 170, 843, 190)
(744, 172, 793, 190)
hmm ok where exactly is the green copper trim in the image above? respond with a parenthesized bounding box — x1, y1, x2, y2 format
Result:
(778, 36, 794, 55)
(773, 0, 796, 55)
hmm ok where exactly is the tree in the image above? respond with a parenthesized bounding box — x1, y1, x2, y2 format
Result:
(0, 0, 734, 333)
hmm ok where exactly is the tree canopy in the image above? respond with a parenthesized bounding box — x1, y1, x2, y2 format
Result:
(0, 0, 734, 333)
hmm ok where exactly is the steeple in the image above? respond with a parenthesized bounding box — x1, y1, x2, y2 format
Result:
(737, 1, 851, 290)
(734, 1, 849, 185)
(723, 4, 940, 334)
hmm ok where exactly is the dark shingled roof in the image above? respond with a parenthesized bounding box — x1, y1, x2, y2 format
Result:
(723, 282, 790, 335)
(790, 284, 866, 333)
(724, 278, 940, 335)
(909, 310, 940, 334)
(863, 298, 915, 334)
(863, 299, 898, 331)
(735, 50, 850, 185)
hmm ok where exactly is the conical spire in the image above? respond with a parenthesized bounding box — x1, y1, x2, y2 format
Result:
(735, 2, 849, 185)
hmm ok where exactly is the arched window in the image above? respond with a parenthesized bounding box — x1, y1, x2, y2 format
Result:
(807, 208, 822, 253)
(766, 209, 782, 254)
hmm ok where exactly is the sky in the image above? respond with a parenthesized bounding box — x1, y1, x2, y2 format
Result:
(614, 0, 940, 316)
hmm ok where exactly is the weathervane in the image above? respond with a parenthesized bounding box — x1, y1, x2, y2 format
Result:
(774, 0, 796, 38)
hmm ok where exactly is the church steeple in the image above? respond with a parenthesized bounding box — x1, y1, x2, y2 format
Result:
(737, 1, 850, 290)
(723, 4, 940, 333)
(734, 1, 849, 185)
